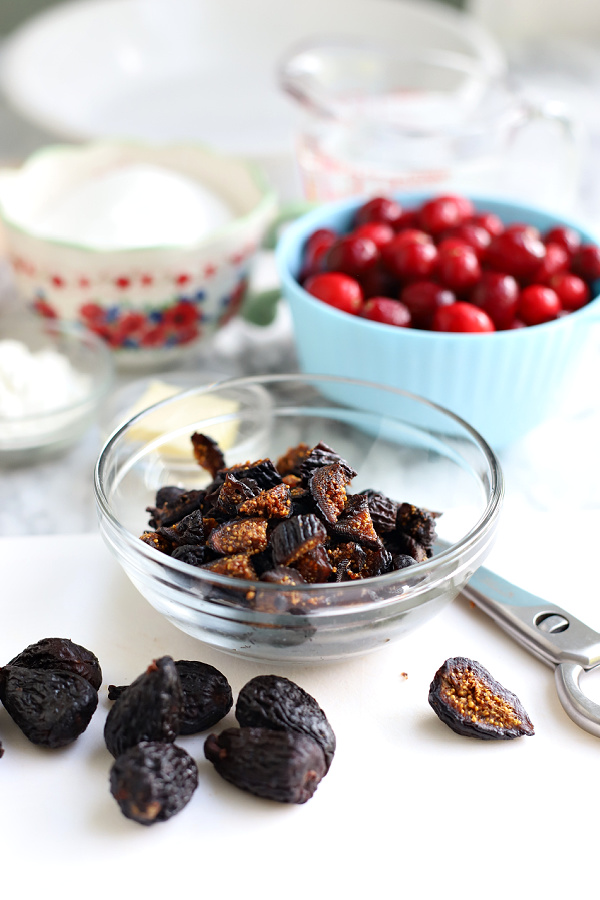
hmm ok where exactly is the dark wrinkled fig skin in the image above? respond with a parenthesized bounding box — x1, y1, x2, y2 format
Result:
(0, 666, 98, 748)
(235, 675, 336, 770)
(108, 660, 233, 735)
(204, 727, 326, 804)
(175, 660, 233, 734)
(7, 637, 102, 690)
(104, 656, 182, 757)
(110, 741, 198, 825)
(428, 657, 535, 741)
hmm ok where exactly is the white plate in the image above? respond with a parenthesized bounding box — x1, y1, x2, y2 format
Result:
(0, 0, 504, 158)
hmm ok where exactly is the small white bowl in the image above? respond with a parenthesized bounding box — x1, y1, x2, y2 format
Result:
(0, 141, 277, 370)
(0, 313, 113, 465)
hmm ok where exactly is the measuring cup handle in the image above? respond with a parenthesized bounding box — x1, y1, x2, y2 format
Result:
(555, 661, 600, 738)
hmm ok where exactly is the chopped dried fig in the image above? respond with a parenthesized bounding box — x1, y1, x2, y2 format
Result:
(309, 462, 349, 524)
(202, 554, 258, 581)
(361, 489, 399, 533)
(139, 531, 174, 554)
(271, 514, 328, 566)
(146, 489, 205, 529)
(158, 508, 205, 546)
(237, 482, 292, 519)
(191, 432, 226, 478)
(260, 566, 307, 586)
(214, 474, 260, 516)
(224, 458, 282, 490)
(276, 443, 311, 476)
(299, 441, 357, 482)
(397, 502, 438, 550)
(171, 545, 208, 566)
(207, 517, 269, 556)
(331, 494, 383, 549)
(428, 657, 534, 740)
(292, 544, 333, 584)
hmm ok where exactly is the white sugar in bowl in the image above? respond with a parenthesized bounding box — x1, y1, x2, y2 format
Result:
(0, 142, 277, 370)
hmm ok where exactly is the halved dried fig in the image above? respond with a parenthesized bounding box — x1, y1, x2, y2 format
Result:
(191, 432, 226, 478)
(237, 483, 292, 519)
(309, 463, 349, 524)
(428, 657, 534, 740)
(207, 518, 269, 556)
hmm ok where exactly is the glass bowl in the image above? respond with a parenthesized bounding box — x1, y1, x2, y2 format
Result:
(0, 313, 114, 465)
(94, 373, 503, 663)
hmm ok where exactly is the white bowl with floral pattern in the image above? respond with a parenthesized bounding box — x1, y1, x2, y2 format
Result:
(0, 142, 277, 369)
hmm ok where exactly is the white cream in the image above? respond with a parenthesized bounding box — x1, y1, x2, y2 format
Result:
(0, 339, 90, 420)
(31, 163, 235, 249)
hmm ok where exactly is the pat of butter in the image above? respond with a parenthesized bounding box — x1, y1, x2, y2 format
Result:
(126, 380, 239, 457)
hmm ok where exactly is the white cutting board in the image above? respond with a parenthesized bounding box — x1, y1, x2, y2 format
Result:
(0, 523, 598, 898)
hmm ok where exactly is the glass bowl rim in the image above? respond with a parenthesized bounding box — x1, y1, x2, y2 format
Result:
(93, 371, 504, 612)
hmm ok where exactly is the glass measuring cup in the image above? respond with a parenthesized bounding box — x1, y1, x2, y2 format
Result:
(279, 40, 580, 210)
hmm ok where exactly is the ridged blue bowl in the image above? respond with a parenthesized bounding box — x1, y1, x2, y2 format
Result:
(276, 193, 600, 448)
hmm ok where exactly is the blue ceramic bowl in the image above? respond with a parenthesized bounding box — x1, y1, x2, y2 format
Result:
(276, 193, 600, 448)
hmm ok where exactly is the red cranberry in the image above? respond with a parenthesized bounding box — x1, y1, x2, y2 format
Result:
(305, 228, 337, 254)
(432, 301, 495, 333)
(543, 225, 581, 257)
(439, 223, 491, 258)
(504, 223, 541, 239)
(400, 280, 455, 330)
(393, 209, 419, 231)
(389, 228, 433, 246)
(355, 196, 404, 228)
(436, 237, 467, 254)
(362, 296, 411, 327)
(470, 272, 519, 330)
(300, 228, 337, 281)
(304, 272, 364, 315)
(572, 244, 600, 282)
(418, 195, 473, 235)
(352, 221, 395, 248)
(518, 284, 561, 325)
(468, 212, 504, 237)
(436, 244, 481, 293)
(548, 272, 590, 311)
(381, 233, 438, 281)
(531, 242, 569, 284)
(326, 234, 379, 277)
(485, 229, 546, 281)
(359, 262, 398, 299)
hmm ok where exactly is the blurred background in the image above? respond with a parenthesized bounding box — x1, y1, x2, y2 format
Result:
(2, 0, 600, 217)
